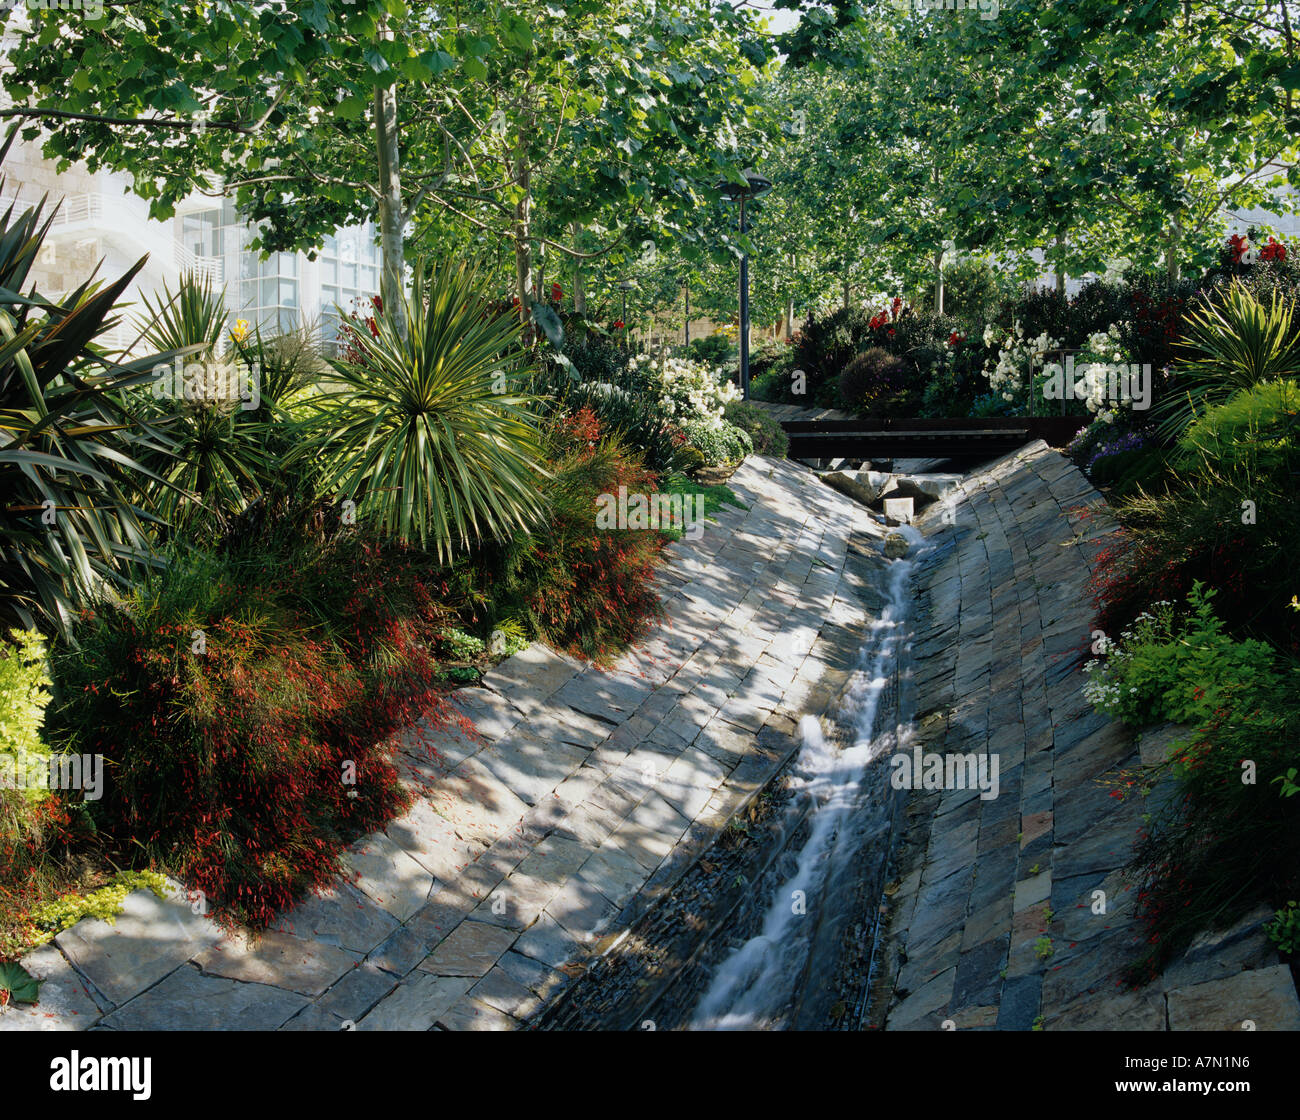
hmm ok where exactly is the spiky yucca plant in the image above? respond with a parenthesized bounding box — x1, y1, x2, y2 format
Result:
(0, 133, 183, 631)
(294, 260, 547, 559)
(1157, 280, 1300, 441)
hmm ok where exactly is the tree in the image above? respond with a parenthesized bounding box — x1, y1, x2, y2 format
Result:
(3, 0, 772, 341)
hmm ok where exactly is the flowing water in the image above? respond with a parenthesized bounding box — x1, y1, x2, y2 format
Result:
(688, 524, 928, 1031)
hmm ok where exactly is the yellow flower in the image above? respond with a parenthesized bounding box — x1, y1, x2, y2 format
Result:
(230, 318, 249, 343)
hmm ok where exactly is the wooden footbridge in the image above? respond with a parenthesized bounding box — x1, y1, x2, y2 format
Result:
(778, 416, 1088, 462)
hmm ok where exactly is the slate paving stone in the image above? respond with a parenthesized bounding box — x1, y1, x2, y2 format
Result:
(544, 878, 622, 945)
(512, 912, 582, 970)
(497, 949, 569, 1001)
(425, 756, 532, 848)
(194, 929, 359, 997)
(385, 796, 486, 881)
(437, 996, 517, 1031)
(356, 973, 475, 1031)
(480, 645, 579, 716)
(54, 886, 223, 1007)
(275, 882, 400, 956)
(342, 832, 435, 921)
(0, 944, 102, 1031)
(471, 965, 542, 1020)
(471, 732, 589, 807)
(312, 963, 399, 1021)
(950, 935, 1009, 1008)
(418, 920, 517, 978)
(451, 687, 525, 740)
(1166, 965, 1300, 1031)
(995, 973, 1041, 1031)
(100, 966, 309, 1031)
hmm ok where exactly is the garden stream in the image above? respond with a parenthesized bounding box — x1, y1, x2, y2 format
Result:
(537, 522, 930, 1031)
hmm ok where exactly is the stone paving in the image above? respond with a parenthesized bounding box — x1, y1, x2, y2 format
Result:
(876, 440, 1300, 1032)
(2, 455, 889, 1032)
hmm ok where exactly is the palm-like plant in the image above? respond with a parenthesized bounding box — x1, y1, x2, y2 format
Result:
(0, 144, 184, 631)
(293, 260, 547, 559)
(1156, 280, 1300, 441)
(129, 273, 274, 537)
(138, 271, 228, 356)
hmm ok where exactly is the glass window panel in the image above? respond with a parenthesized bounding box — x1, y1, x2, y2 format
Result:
(279, 279, 298, 307)
(342, 262, 357, 289)
(261, 277, 277, 306)
(279, 252, 298, 277)
(239, 279, 259, 310)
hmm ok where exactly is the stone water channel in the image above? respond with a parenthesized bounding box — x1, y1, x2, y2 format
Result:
(535, 520, 933, 1031)
(9, 442, 1297, 1032)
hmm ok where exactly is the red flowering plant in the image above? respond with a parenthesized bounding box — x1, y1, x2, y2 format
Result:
(1223, 229, 1288, 268)
(44, 529, 473, 930)
(336, 294, 384, 366)
(485, 406, 667, 667)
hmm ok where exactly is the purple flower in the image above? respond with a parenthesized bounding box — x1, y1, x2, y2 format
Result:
(1087, 430, 1147, 472)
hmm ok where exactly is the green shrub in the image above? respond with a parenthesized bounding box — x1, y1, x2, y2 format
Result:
(723, 400, 788, 457)
(1083, 583, 1280, 728)
(686, 334, 734, 365)
(1083, 582, 1300, 979)
(791, 307, 874, 404)
(679, 418, 752, 467)
(481, 408, 667, 666)
(0, 173, 186, 633)
(46, 530, 467, 930)
(1156, 280, 1300, 441)
(1089, 484, 1300, 652)
(839, 347, 913, 416)
(1267, 901, 1300, 955)
(1123, 661, 1300, 980)
(0, 629, 51, 768)
(1174, 379, 1300, 491)
(528, 364, 684, 475)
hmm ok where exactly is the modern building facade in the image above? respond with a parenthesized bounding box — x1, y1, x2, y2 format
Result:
(2, 130, 383, 356)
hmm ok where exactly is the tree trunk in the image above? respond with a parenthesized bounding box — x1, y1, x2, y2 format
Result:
(373, 77, 408, 344)
(1054, 233, 1066, 295)
(512, 134, 533, 331)
(571, 222, 586, 314)
(933, 248, 945, 315)
(785, 252, 795, 339)
(1165, 217, 1182, 284)
(842, 257, 851, 310)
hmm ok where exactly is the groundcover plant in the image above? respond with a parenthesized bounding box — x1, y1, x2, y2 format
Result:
(0, 0, 1297, 1088)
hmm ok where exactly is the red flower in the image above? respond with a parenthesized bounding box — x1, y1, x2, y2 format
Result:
(551, 282, 564, 302)
(1261, 237, 1287, 261)
(612, 319, 625, 330)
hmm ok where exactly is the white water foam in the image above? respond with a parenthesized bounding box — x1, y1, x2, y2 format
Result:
(690, 526, 924, 1030)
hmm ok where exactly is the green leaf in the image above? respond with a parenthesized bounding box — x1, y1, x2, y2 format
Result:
(0, 961, 43, 1005)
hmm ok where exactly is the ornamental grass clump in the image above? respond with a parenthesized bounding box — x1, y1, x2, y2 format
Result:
(45, 532, 468, 930)
(482, 407, 667, 666)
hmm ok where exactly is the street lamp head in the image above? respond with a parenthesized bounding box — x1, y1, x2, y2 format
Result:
(715, 167, 773, 202)
(616, 280, 636, 291)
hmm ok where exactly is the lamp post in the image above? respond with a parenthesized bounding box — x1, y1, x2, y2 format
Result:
(716, 167, 772, 400)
